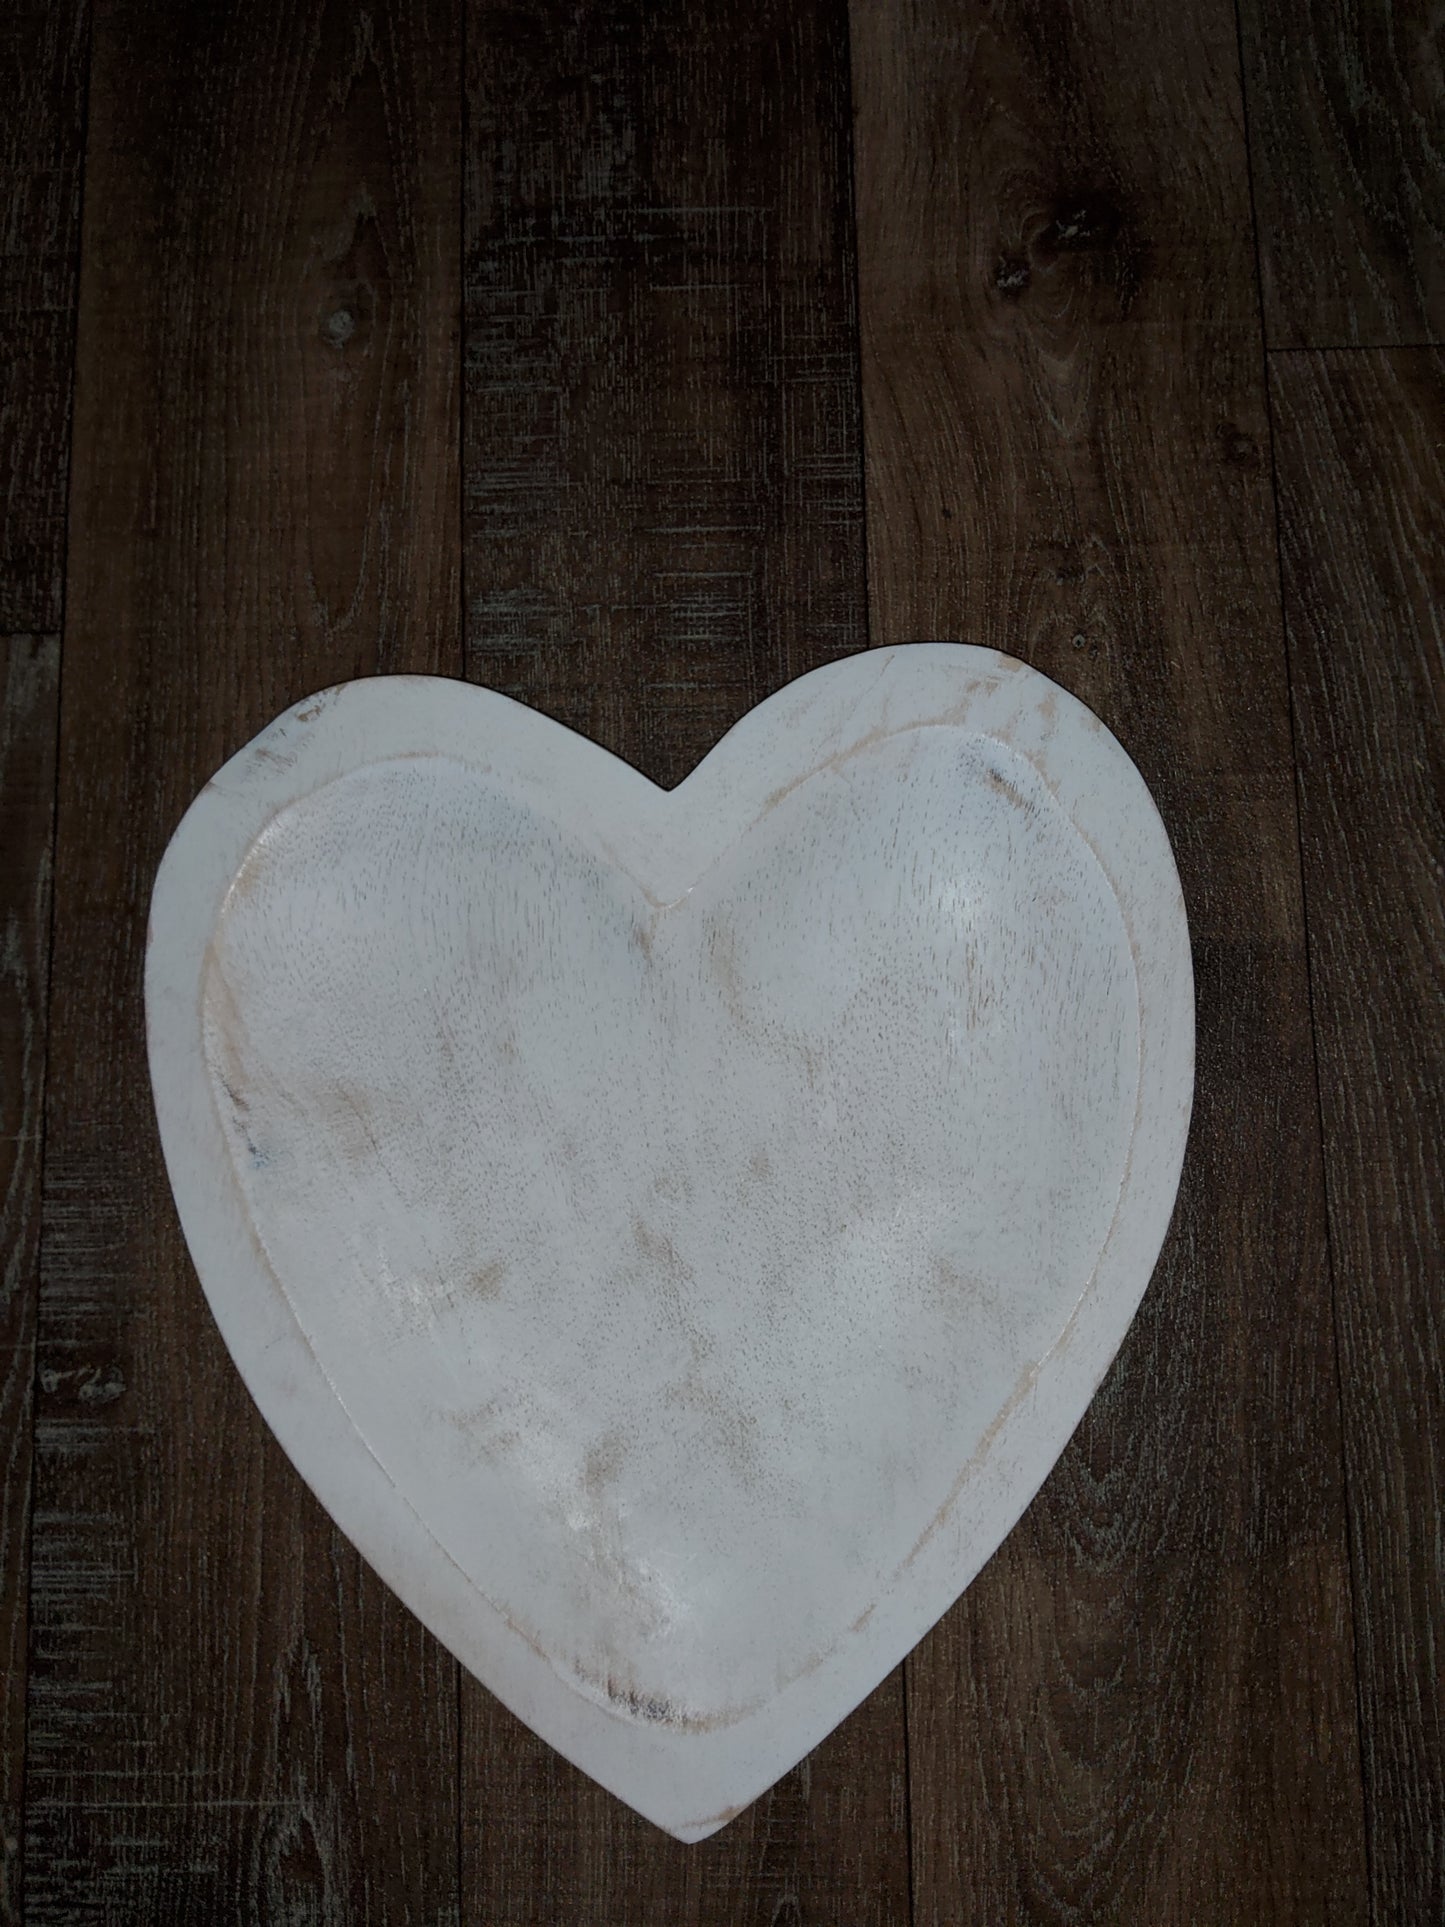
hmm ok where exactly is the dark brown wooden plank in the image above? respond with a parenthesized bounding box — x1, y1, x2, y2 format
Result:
(26, 2, 464, 1920)
(460, 4, 909, 1919)
(462, 0, 867, 790)
(0, 635, 59, 1926)
(0, 3, 89, 631)
(1270, 344, 1444, 1926)
(850, 1, 1368, 1919)
(1238, 0, 1445, 348)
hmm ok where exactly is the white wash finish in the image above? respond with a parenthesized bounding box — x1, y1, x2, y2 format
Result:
(145, 644, 1194, 1839)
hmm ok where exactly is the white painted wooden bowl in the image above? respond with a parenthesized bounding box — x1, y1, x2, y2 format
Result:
(146, 645, 1193, 1839)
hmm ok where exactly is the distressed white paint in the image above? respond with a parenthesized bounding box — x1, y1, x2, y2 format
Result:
(146, 646, 1193, 1840)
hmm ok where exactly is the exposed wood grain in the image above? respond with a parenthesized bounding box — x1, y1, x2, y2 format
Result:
(25, 2, 463, 1920)
(1270, 344, 1445, 1925)
(1237, 0, 1445, 348)
(0, 3, 89, 631)
(850, 0, 1368, 1918)
(461, 3, 908, 1917)
(462, 1699, 908, 1926)
(0, 636, 59, 1926)
(462, 0, 867, 790)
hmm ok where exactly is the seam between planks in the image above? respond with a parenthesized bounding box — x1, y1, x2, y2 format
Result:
(1230, 2, 1375, 1912)
(456, 0, 470, 1912)
(1266, 340, 1444, 358)
(840, 0, 877, 678)
(840, 8, 913, 1917)
(459, 0, 471, 695)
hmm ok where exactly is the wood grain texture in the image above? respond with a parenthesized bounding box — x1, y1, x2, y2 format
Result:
(25, 1, 463, 1920)
(0, 636, 59, 1926)
(849, 0, 1369, 1918)
(463, 1705, 907, 1926)
(1237, 0, 1445, 348)
(1270, 345, 1445, 1925)
(460, 2, 908, 1916)
(462, 0, 867, 789)
(0, 2, 89, 630)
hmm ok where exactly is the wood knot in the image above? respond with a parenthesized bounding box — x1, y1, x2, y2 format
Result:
(994, 254, 1031, 298)
(324, 306, 357, 347)
(1215, 419, 1261, 468)
(39, 1361, 127, 1406)
(996, 193, 1148, 311)
(1041, 194, 1121, 253)
(316, 276, 373, 352)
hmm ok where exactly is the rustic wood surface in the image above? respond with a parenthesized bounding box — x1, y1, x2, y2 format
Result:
(0, 639, 59, 1927)
(0, 1, 89, 632)
(1270, 344, 1445, 1927)
(849, 0, 1367, 1918)
(22, 1, 463, 1922)
(461, 5, 909, 1919)
(1238, 0, 1445, 347)
(0, 0, 1439, 1917)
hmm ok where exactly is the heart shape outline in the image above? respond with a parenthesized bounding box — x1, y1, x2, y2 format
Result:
(146, 645, 1193, 1839)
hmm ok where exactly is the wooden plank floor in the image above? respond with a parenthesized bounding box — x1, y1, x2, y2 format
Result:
(851, 1, 1366, 1917)
(1269, 346, 1445, 1925)
(0, 0, 1439, 1919)
(459, 8, 910, 1923)
(20, 4, 463, 1923)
